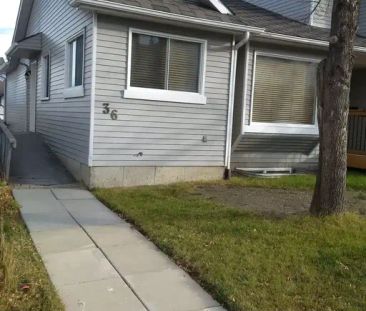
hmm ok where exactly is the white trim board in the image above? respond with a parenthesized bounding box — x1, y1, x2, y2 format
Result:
(89, 12, 97, 167)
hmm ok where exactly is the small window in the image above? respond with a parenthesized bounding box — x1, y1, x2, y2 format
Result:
(68, 34, 84, 88)
(130, 32, 203, 94)
(252, 55, 317, 125)
(42, 54, 50, 99)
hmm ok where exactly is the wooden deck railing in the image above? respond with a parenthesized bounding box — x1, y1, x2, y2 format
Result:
(348, 110, 366, 169)
(0, 120, 16, 180)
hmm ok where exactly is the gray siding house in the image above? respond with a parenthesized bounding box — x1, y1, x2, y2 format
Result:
(2, 0, 366, 187)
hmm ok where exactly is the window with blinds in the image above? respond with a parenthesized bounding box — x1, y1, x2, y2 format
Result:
(252, 55, 317, 125)
(130, 33, 202, 93)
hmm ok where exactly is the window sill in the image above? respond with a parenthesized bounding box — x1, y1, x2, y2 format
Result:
(41, 97, 50, 101)
(64, 86, 84, 99)
(244, 123, 319, 135)
(124, 87, 207, 105)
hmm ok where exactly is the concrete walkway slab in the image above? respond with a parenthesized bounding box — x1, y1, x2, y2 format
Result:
(61, 199, 122, 227)
(14, 187, 225, 311)
(125, 268, 220, 311)
(59, 278, 147, 311)
(21, 210, 78, 232)
(103, 241, 175, 275)
(44, 248, 120, 287)
(84, 223, 146, 248)
(52, 188, 95, 200)
(30, 227, 94, 255)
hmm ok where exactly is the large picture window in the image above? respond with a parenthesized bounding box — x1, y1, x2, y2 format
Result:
(125, 30, 207, 104)
(252, 54, 317, 125)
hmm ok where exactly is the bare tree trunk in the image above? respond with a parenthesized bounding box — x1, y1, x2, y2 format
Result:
(311, 0, 360, 216)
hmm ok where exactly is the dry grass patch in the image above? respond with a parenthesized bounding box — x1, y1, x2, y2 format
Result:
(0, 184, 63, 311)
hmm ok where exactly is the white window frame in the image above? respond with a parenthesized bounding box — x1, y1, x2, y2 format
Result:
(245, 50, 321, 135)
(124, 28, 208, 105)
(64, 29, 85, 99)
(41, 52, 51, 101)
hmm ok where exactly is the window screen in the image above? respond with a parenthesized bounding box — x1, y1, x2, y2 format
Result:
(130, 33, 202, 93)
(252, 55, 317, 125)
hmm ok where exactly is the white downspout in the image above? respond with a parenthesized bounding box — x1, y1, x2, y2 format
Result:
(225, 31, 250, 178)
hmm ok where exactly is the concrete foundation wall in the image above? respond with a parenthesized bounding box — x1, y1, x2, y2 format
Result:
(57, 153, 91, 186)
(89, 166, 225, 188)
(55, 152, 225, 188)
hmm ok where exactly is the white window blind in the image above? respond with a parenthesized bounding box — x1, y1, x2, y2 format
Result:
(169, 40, 201, 92)
(130, 33, 202, 93)
(252, 55, 317, 125)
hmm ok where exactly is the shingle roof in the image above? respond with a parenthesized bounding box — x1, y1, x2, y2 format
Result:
(223, 0, 366, 47)
(94, 0, 366, 47)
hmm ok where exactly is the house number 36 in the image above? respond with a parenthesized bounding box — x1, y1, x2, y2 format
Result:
(102, 103, 118, 120)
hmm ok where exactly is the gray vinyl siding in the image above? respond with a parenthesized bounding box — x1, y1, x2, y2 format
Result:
(5, 63, 28, 133)
(93, 15, 231, 167)
(231, 41, 323, 170)
(231, 134, 319, 170)
(19, 33, 42, 50)
(25, 0, 93, 164)
(359, 0, 366, 36)
(244, 0, 311, 24)
(311, 0, 333, 28)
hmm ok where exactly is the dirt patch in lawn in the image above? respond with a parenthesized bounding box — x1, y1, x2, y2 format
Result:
(196, 185, 366, 217)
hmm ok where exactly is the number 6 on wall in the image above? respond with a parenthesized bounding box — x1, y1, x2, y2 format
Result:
(111, 110, 118, 120)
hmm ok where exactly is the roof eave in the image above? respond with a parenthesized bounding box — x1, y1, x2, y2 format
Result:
(70, 0, 265, 34)
(254, 31, 366, 53)
(12, 0, 35, 44)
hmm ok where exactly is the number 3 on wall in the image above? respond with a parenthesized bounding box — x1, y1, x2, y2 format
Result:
(102, 103, 110, 114)
(102, 103, 118, 120)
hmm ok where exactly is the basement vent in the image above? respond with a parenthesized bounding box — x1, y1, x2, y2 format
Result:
(200, 0, 232, 14)
(235, 168, 294, 178)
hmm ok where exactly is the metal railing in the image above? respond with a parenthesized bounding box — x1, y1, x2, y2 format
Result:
(0, 120, 16, 180)
(348, 110, 366, 155)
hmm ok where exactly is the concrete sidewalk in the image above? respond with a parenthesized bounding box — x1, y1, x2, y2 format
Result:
(13, 188, 225, 311)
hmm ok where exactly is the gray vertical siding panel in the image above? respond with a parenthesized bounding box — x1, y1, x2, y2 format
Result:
(25, 0, 93, 163)
(244, 0, 312, 23)
(359, 0, 366, 36)
(245, 0, 334, 29)
(311, 0, 333, 28)
(5, 63, 28, 133)
(93, 16, 231, 167)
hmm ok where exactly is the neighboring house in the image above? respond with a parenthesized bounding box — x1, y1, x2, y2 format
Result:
(0, 80, 4, 119)
(1, 0, 366, 187)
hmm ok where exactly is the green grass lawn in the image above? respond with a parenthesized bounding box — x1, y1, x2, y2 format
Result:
(95, 180, 366, 311)
(226, 169, 366, 191)
(0, 184, 64, 311)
